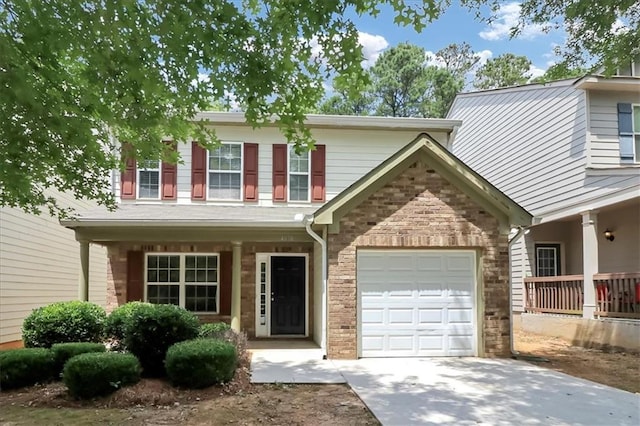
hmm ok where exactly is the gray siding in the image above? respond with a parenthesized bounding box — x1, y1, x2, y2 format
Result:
(0, 191, 107, 344)
(588, 91, 640, 168)
(449, 84, 640, 218)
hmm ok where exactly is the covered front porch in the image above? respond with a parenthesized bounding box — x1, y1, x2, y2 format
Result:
(61, 205, 327, 350)
(521, 198, 640, 321)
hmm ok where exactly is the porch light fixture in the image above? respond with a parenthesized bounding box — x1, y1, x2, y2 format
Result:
(604, 229, 615, 241)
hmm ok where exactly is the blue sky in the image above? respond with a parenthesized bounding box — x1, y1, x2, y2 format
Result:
(346, 2, 566, 80)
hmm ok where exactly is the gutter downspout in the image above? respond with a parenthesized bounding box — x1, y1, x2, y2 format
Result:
(508, 226, 527, 357)
(303, 214, 328, 359)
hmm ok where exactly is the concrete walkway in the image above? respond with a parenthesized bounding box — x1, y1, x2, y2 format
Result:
(251, 351, 640, 425)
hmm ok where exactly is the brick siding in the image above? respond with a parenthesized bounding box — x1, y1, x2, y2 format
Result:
(327, 160, 510, 359)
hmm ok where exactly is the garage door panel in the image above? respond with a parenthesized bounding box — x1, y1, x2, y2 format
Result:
(358, 250, 476, 357)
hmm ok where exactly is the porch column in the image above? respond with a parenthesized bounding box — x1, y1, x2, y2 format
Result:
(582, 211, 598, 318)
(78, 240, 90, 301)
(230, 241, 242, 332)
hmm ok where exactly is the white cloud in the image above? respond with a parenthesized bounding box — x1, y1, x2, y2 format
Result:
(528, 64, 546, 80)
(479, 2, 546, 41)
(358, 32, 388, 67)
(424, 50, 446, 68)
(475, 49, 493, 66)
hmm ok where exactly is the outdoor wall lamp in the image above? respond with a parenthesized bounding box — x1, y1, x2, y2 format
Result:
(604, 229, 615, 241)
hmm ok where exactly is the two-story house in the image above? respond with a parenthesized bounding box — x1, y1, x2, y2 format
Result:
(61, 114, 531, 359)
(448, 67, 640, 350)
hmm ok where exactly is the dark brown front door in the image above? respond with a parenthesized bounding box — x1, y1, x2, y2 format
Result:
(271, 256, 305, 335)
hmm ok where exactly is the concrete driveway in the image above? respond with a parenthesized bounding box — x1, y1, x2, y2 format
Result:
(332, 357, 640, 426)
(250, 348, 639, 425)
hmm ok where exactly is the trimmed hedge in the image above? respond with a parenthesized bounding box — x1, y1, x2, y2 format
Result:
(62, 352, 141, 399)
(165, 339, 237, 388)
(198, 322, 231, 339)
(124, 304, 199, 376)
(51, 342, 106, 373)
(22, 301, 107, 348)
(0, 348, 56, 390)
(104, 302, 150, 350)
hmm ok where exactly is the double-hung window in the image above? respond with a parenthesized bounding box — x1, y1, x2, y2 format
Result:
(288, 146, 310, 202)
(633, 105, 640, 163)
(138, 160, 161, 199)
(145, 254, 219, 313)
(535, 244, 561, 277)
(209, 143, 242, 200)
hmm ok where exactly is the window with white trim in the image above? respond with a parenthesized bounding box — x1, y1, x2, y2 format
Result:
(535, 244, 561, 277)
(208, 142, 242, 199)
(288, 146, 310, 201)
(145, 254, 219, 313)
(138, 160, 161, 199)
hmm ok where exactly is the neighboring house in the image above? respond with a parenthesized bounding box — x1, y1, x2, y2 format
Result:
(61, 114, 530, 359)
(0, 191, 108, 348)
(448, 65, 640, 350)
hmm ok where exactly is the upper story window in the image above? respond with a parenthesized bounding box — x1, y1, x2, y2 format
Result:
(617, 58, 640, 77)
(288, 146, 310, 202)
(208, 143, 242, 200)
(618, 103, 640, 163)
(137, 160, 161, 199)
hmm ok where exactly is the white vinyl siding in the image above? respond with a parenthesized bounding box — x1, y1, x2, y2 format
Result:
(588, 91, 640, 167)
(115, 128, 451, 206)
(0, 190, 108, 344)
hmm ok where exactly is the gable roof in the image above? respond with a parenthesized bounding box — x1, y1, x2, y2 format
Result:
(313, 133, 532, 228)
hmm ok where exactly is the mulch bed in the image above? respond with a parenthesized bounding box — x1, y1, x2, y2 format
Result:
(0, 347, 253, 409)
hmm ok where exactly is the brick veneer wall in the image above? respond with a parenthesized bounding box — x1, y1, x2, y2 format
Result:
(106, 242, 314, 338)
(326, 160, 510, 359)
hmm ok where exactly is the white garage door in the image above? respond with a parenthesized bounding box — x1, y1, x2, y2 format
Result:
(358, 250, 476, 357)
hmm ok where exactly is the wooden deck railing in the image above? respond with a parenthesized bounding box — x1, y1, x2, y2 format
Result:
(593, 272, 640, 319)
(524, 275, 584, 315)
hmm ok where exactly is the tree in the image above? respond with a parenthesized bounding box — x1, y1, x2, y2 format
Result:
(531, 63, 589, 83)
(318, 72, 374, 116)
(461, 0, 638, 74)
(432, 42, 480, 80)
(473, 54, 532, 90)
(0, 0, 444, 215)
(370, 43, 429, 117)
(420, 67, 463, 118)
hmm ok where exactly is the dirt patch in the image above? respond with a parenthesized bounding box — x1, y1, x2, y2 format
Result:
(514, 329, 640, 394)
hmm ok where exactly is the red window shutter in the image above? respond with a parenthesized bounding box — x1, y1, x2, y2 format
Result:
(161, 141, 177, 200)
(126, 251, 145, 302)
(243, 143, 259, 201)
(219, 251, 232, 316)
(120, 143, 136, 199)
(311, 144, 326, 202)
(272, 144, 287, 202)
(191, 142, 207, 200)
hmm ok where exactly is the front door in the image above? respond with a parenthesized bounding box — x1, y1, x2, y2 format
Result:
(270, 256, 305, 335)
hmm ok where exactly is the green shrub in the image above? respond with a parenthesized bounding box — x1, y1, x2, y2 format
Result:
(124, 304, 199, 376)
(165, 339, 237, 388)
(22, 301, 107, 348)
(0, 348, 56, 389)
(62, 352, 141, 399)
(104, 302, 150, 350)
(198, 322, 231, 339)
(51, 342, 106, 373)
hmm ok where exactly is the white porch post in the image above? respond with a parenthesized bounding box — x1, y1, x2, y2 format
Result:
(78, 240, 90, 301)
(230, 241, 242, 332)
(581, 211, 598, 319)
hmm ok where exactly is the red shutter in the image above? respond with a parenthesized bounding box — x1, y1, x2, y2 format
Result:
(243, 143, 259, 201)
(272, 144, 287, 202)
(161, 141, 177, 200)
(311, 144, 326, 202)
(219, 251, 232, 316)
(120, 143, 136, 200)
(191, 142, 207, 200)
(126, 251, 145, 302)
